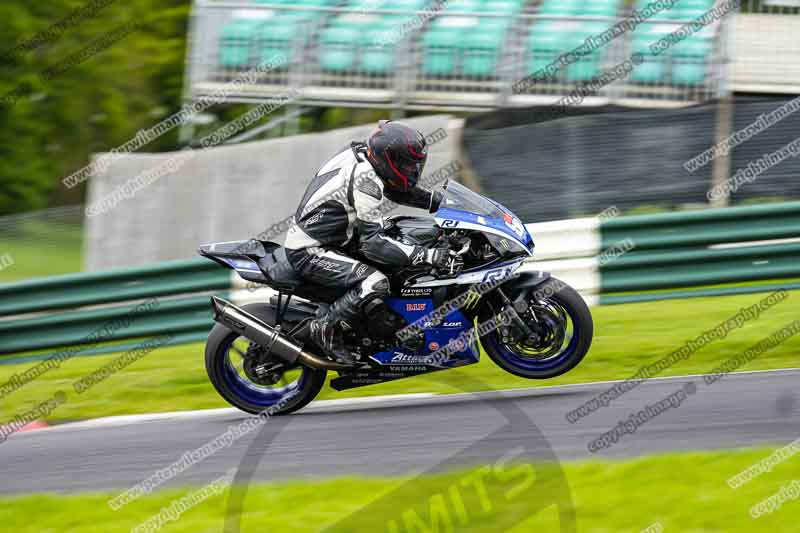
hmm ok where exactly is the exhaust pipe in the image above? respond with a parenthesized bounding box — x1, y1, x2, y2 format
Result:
(210, 296, 349, 371)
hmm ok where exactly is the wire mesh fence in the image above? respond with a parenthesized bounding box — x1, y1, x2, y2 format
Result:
(463, 95, 800, 223)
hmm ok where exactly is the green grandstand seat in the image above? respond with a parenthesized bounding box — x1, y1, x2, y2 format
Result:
(254, 19, 301, 67)
(379, 14, 417, 31)
(525, 20, 572, 80)
(480, 0, 517, 33)
(423, 28, 463, 76)
(320, 26, 360, 71)
(582, 0, 620, 17)
(271, 9, 320, 26)
(566, 21, 608, 82)
(393, 0, 429, 9)
(671, 36, 712, 85)
(671, 0, 714, 12)
(477, 15, 513, 33)
(360, 48, 394, 73)
(634, 0, 673, 20)
(671, 7, 709, 20)
(444, 0, 482, 12)
(630, 24, 670, 83)
(484, 0, 522, 13)
(276, 0, 333, 24)
(331, 13, 374, 28)
(461, 29, 505, 77)
(539, 0, 581, 16)
(360, 27, 397, 73)
(219, 18, 266, 69)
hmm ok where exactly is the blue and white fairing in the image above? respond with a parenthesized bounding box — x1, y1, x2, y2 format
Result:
(369, 298, 478, 369)
(369, 183, 535, 369)
(432, 181, 534, 256)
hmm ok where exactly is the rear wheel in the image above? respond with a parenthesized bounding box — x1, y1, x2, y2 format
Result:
(205, 303, 326, 415)
(480, 277, 593, 379)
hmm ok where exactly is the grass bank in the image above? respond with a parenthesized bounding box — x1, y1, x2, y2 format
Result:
(1, 448, 795, 532)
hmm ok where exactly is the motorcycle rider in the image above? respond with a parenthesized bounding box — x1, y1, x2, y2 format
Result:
(284, 120, 462, 363)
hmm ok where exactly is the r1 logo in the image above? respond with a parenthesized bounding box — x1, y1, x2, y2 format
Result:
(440, 219, 459, 228)
(482, 266, 513, 283)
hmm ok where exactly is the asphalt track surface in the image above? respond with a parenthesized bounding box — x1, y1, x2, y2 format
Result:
(2, 368, 798, 496)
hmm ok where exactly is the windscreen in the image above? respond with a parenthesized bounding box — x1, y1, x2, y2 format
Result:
(439, 181, 506, 218)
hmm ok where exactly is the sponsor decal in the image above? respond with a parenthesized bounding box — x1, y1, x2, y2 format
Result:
(228, 258, 260, 272)
(442, 321, 463, 327)
(462, 290, 481, 310)
(389, 365, 430, 372)
(406, 303, 427, 311)
(411, 249, 426, 266)
(400, 287, 433, 296)
(390, 353, 435, 365)
(310, 256, 343, 273)
(305, 208, 325, 226)
(477, 216, 487, 225)
(355, 263, 369, 277)
(482, 266, 515, 283)
(440, 219, 459, 228)
(428, 341, 440, 350)
(447, 337, 467, 352)
(358, 179, 382, 201)
(503, 213, 525, 238)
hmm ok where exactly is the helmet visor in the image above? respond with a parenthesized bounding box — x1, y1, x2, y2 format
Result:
(389, 145, 428, 188)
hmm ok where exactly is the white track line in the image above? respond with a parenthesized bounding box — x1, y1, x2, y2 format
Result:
(33, 393, 437, 434)
(28, 367, 800, 435)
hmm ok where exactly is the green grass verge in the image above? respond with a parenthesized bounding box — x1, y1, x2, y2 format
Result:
(0, 290, 798, 423)
(1, 448, 796, 532)
(0, 222, 83, 283)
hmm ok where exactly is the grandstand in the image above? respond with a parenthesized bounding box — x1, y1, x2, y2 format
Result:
(186, 0, 748, 110)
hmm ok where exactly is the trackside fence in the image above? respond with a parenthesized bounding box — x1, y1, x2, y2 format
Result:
(598, 201, 800, 304)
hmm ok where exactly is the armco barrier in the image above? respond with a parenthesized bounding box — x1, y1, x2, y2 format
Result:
(0, 258, 229, 317)
(1, 202, 799, 360)
(598, 201, 800, 304)
(0, 259, 232, 358)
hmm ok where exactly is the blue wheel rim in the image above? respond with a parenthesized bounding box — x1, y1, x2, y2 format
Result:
(485, 306, 579, 372)
(220, 336, 307, 408)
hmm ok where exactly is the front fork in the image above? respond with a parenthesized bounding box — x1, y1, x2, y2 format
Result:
(482, 286, 547, 347)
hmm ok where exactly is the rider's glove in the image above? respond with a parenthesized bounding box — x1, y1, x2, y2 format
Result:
(426, 246, 464, 277)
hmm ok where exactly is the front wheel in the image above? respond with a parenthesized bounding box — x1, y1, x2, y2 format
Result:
(480, 277, 593, 379)
(205, 303, 326, 415)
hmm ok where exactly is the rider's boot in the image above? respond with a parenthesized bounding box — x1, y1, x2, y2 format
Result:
(307, 289, 363, 365)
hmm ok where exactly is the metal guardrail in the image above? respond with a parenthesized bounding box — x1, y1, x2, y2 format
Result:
(0, 258, 229, 317)
(599, 201, 800, 302)
(0, 259, 232, 357)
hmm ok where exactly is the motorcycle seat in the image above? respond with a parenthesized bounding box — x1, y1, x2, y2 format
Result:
(257, 243, 304, 291)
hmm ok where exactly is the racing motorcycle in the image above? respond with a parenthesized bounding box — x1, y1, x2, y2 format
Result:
(199, 180, 593, 415)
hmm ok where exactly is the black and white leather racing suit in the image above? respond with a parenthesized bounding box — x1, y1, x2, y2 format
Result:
(283, 142, 437, 330)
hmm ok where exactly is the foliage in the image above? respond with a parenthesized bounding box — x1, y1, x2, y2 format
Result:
(0, 0, 191, 214)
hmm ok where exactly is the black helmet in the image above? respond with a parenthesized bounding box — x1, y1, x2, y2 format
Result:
(366, 120, 428, 193)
